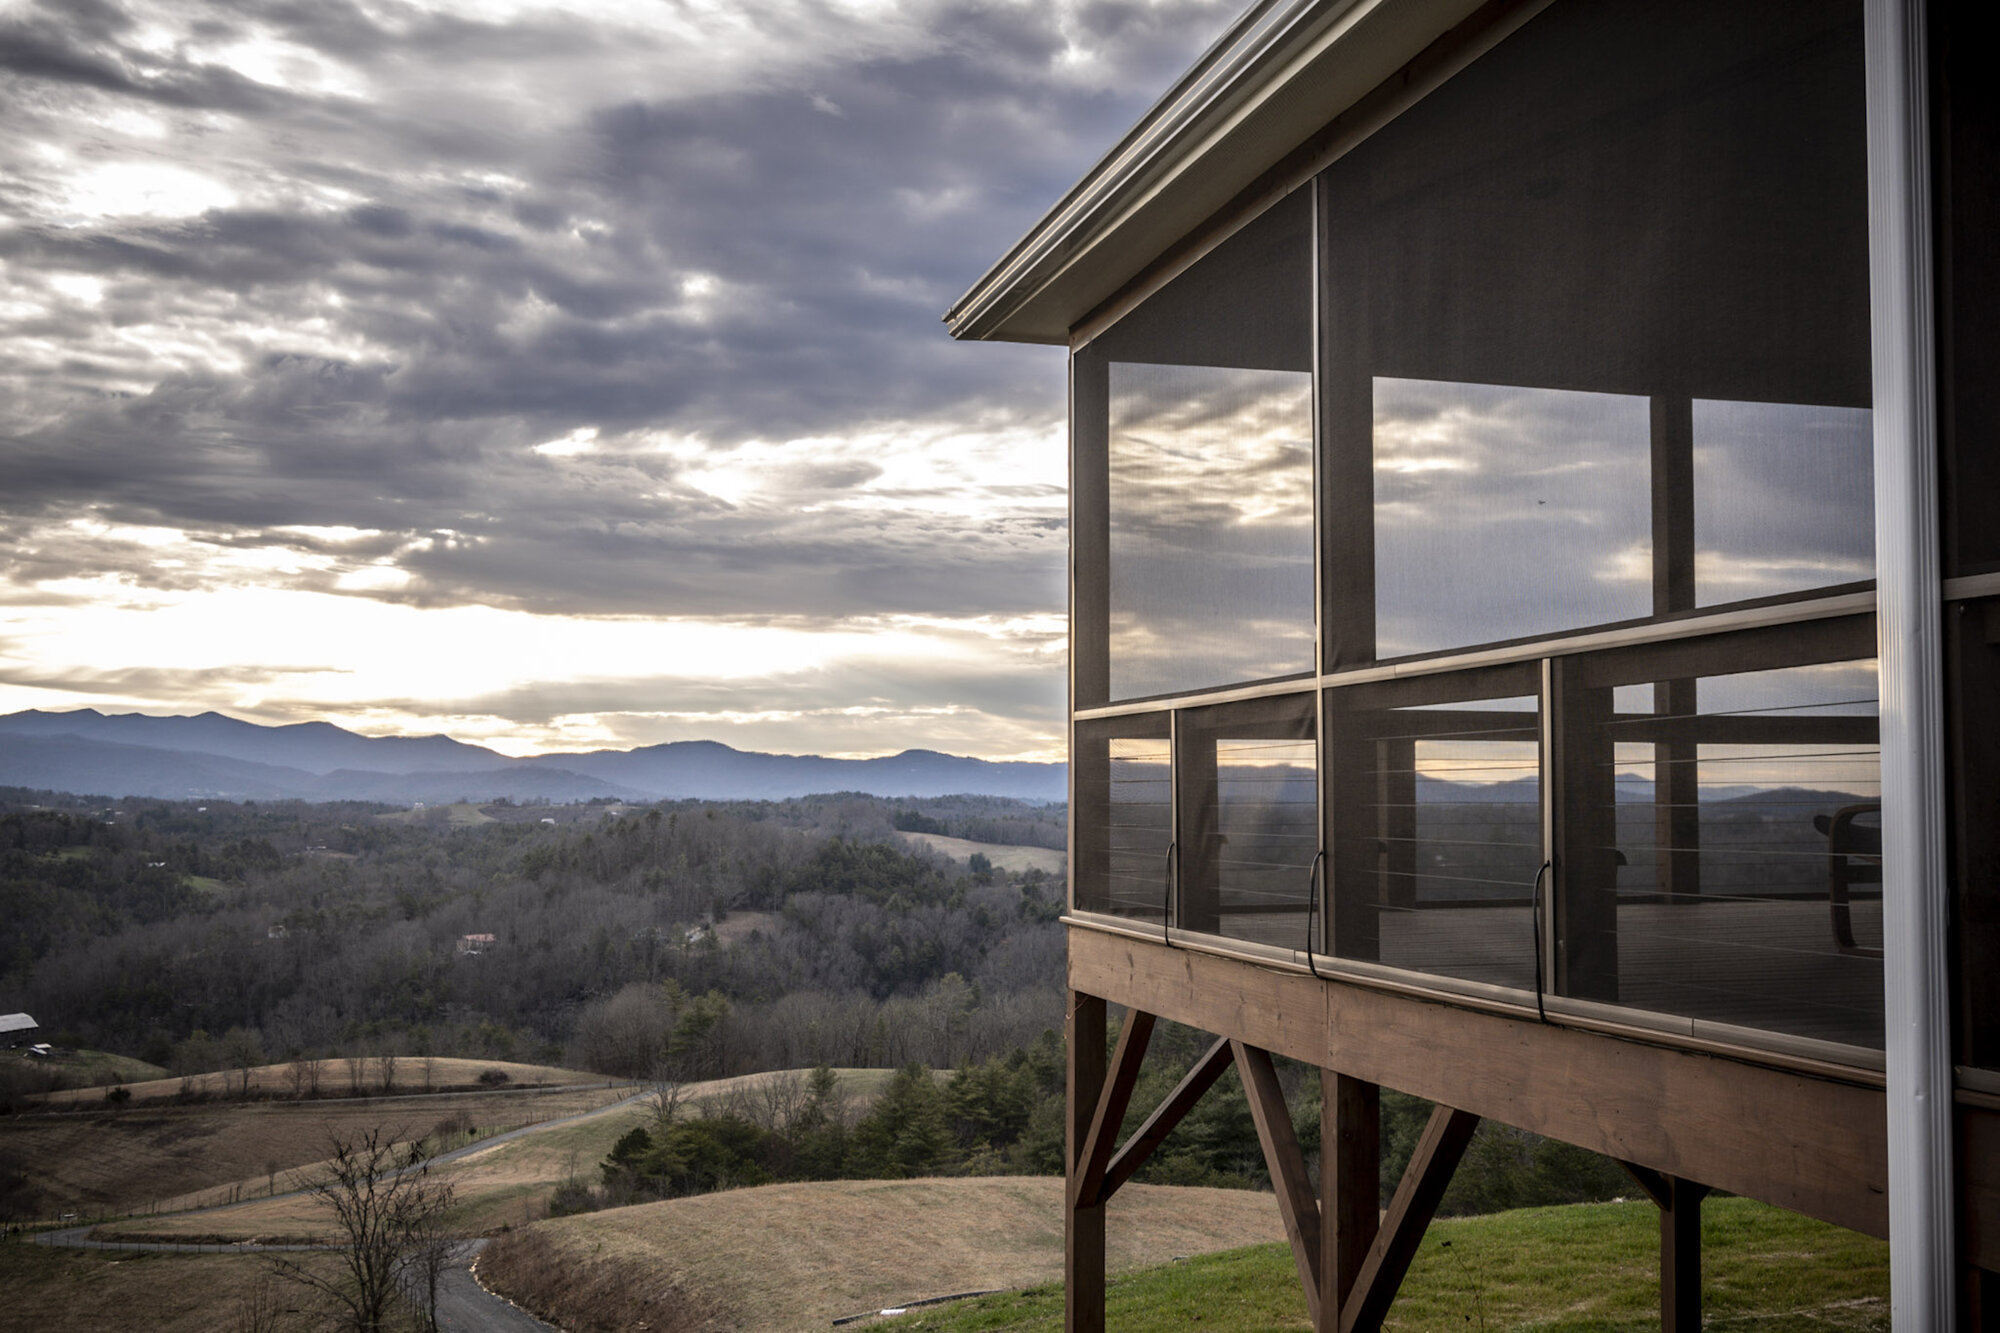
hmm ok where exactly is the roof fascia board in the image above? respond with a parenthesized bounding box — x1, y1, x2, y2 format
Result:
(945, 0, 1484, 344)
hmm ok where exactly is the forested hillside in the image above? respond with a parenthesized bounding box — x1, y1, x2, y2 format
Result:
(0, 788, 1066, 1085)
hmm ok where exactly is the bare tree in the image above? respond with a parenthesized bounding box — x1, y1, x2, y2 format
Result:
(644, 1053, 691, 1131)
(267, 1127, 457, 1333)
(286, 1054, 325, 1100)
(222, 1027, 265, 1099)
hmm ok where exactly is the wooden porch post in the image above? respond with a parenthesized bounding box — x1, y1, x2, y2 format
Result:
(1621, 1161, 1710, 1332)
(1342, 1104, 1480, 1333)
(1659, 1176, 1710, 1333)
(1067, 991, 1107, 1333)
(1322, 1071, 1380, 1331)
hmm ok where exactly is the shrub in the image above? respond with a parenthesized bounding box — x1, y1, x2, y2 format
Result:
(547, 1178, 598, 1217)
(477, 1068, 511, 1086)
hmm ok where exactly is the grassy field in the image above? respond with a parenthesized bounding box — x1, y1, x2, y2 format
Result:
(0, 1243, 348, 1333)
(1, 1047, 170, 1096)
(35, 1054, 601, 1106)
(867, 1196, 1890, 1332)
(73, 1066, 902, 1239)
(374, 801, 497, 825)
(2, 1081, 631, 1223)
(480, 1176, 1287, 1332)
(897, 832, 1065, 875)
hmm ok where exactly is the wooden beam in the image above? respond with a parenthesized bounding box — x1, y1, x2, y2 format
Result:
(1066, 991, 1107, 1333)
(1070, 927, 1890, 1238)
(1071, 1008, 1156, 1209)
(1101, 1036, 1234, 1202)
(1341, 1103, 1480, 1333)
(1234, 1041, 1323, 1324)
(1323, 1071, 1380, 1329)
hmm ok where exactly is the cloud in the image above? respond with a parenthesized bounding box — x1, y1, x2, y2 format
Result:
(0, 0, 1243, 754)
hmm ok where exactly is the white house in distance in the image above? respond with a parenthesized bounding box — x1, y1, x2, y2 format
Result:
(949, 0, 1994, 1328)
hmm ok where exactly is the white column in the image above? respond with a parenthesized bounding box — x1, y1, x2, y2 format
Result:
(1863, 0, 1956, 1324)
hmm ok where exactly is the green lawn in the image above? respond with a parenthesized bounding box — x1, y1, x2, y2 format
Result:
(874, 1197, 1888, 1332)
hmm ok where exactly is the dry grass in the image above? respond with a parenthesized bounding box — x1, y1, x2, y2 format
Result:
(3, 1084, 630, 1223)
(709, 910, 783, 945)
(481, 1176, 1284, 1332)
(895, 833, 1065, 875)
(66, 1067, 902, 1240)
(478, 1227, 728, 1332)
(0, 1243, 348, 1333)
(440, 1065, 903, 1233)
(375, 801, 496, 825)
(0, 1048, 168, 1095)
(36, 1055, 600, 1107)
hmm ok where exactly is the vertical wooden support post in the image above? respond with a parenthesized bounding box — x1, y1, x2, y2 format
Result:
(1067, 991, 1107, 1333)
(1620, 1162, 1710, 1333)
(1342, 1103, 1479, 1333)
(1659, 1176, 1710, 1333)
(1175, 717, 1221, 935)
(1649, 395, 1695, 618)
(1329, 725, 1382, 963)
(1322, 1071, 1380, 1331)
(1548, 656, 1619, 1003)
(1654, 676, 1701, 904)
(1646, 400, 1701, 907)
(1377, 738, 1416, 911)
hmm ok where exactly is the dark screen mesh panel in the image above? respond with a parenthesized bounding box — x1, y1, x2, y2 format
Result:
(1936, 2, 2000, 1069)
(1173, 695, 1316, 948)
(1328, 665, 1541, 992)
(1374, 379, 1651, 657)
(1950, 598, 2000, 1068)
(1321, 0, 1869, 663)
(1078, 189, 1314, 704)
(1109, 363, 1313, 697)
(1693, 399, 1874, 605)
(1938, 0, 2000, 579)
(1072, 721, 1172, 922)
(1563, 648, 1882, 1049)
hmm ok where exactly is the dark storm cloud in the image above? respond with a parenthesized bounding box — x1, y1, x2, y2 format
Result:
(0, 0, 1241, 621)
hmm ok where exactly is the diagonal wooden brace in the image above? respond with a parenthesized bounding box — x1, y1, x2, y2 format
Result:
(1100, 1036, 1235, 1203)
(1234, 1041, 1324, 1326)
(1070, 1008, 1156, 1209)
(1341, 1103, 1480, 1333)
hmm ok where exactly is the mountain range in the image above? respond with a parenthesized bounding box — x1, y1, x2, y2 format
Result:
(0, 709, 1067, 805)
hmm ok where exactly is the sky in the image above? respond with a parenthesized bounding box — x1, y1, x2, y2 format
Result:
(0, 0, 1245, 761)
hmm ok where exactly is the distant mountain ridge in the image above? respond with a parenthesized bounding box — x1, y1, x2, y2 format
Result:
(0, 709, 1067, 805)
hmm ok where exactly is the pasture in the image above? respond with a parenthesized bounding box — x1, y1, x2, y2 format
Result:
(480, 1176, 1286, 1333)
